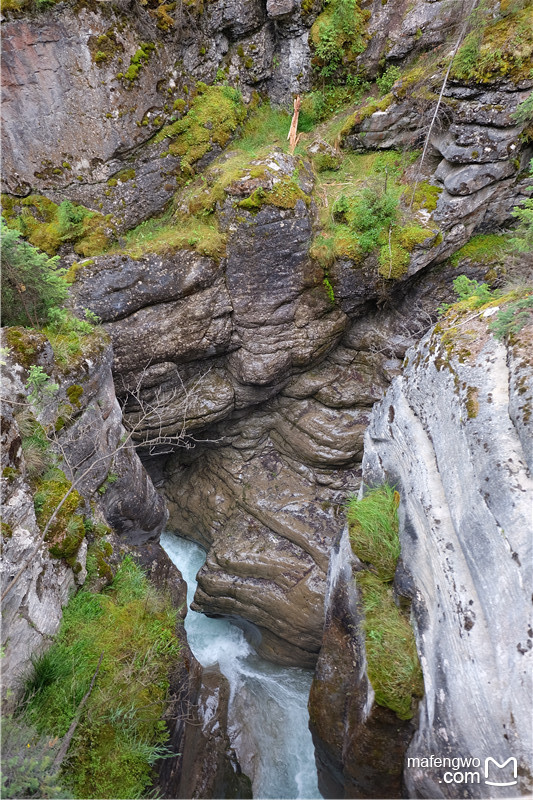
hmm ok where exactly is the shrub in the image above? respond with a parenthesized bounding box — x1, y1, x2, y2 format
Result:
(311, 0, 369, 82)
(376, 65, 401, 95)
(0, 716, 71, 799)
(1, 220, 68, 328)
(490, 294, 533, 340)
(438, 275, 494, 314)
(334, 186, 399, 253)
(512, 91, 533, 124)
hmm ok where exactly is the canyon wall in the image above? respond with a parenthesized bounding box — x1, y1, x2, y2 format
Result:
(310, 299, 533, 797)
(0, 335, 167, 706)
(2, 0, 533, 795)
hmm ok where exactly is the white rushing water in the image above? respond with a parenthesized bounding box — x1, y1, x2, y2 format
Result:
(160, 531, 322, 800)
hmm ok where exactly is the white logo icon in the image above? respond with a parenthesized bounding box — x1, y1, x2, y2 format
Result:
(484, 757, 518, 787)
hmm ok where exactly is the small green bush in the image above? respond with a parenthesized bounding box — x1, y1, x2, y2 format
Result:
(311, 0, 368, 82)
(512, 91, 533, 123)
(439, 275, 494, 314)
(333, 185, 399, 253)
(376, 65, 401, 95)
(490, 294, 533, 340)
(1, 220, 68, 328)
(1, 716, 71, 799)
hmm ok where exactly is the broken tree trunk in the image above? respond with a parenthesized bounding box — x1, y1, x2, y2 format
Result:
(288, 95, 301, 154)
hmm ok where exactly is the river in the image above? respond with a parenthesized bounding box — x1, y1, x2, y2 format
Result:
(160, 531, 322, 800)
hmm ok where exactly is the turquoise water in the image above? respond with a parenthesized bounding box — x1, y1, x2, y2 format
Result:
(160, 531, 321, 800)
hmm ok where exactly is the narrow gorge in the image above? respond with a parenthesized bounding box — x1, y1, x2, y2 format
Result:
(1, 0, 532, 797)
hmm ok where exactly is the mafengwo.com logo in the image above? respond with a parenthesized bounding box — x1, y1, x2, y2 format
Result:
(406, 754, 518, 788)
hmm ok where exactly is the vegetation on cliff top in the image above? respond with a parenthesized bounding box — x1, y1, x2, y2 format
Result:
(310, 150, 439, 278)
(438, 275, 533, 344)
(12, 556, 180, 799)
(347, 485, 424, 720)
(452, 0, 533, 84)
(118, 102, 304, 260)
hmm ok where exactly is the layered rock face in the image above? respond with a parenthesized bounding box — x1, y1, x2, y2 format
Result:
(0, 340, 167, 706)
(359, 311, 532, 797)
(342, 0, 533, 257)
(69, 134, 513, 666)
(69, 143, 484, 665)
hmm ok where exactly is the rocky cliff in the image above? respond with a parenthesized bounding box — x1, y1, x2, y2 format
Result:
(2, 0, 533, 795)
(0, 332, 167, 707)
(310, 290, 533, 797)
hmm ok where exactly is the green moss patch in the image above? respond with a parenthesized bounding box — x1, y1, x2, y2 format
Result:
(88, 31, 123, 66)
(237, 176, 309, 213)
(0, 0, 59, 15)
(5, 328, 49, 368)
(120, 42, 155, 83)
(66, 384, 84, 407)
(20, 556, 180, 799)
(450, 234, 507, 267)
(154, 84, 247, 177)
(452, 4, 533, 84)
(33, 467, 84, 560)
(347, 485, 424, 719)
(1, 195, 112, 257)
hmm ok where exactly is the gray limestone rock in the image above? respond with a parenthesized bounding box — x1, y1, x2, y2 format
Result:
(362, 314, 533, 798)
(434, 159, 515, 196)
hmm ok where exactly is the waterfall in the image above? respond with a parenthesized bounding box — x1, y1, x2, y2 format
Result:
(160, 531, 322, 800)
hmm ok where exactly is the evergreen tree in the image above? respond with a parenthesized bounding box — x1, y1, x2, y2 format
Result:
(1, 218, 68, 328)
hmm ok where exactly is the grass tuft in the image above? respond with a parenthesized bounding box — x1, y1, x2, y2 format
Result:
(357, 571, 424, 719)
(347, 485, 400, 580)
(19, 556, 180, 799)
(347, 485, 424, 719)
